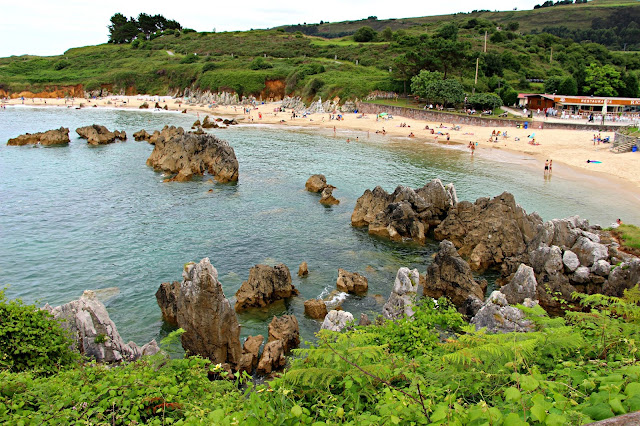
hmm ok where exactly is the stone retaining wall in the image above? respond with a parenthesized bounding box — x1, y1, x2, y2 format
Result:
(613, 131, 640, 149)
(356, 102, 616, 131)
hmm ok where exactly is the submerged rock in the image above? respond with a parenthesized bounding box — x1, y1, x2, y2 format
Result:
(47, 290, 158, 363)
(424, 240, 486, 315)
(382, 267, 420, 320)
(235, 264, 298, 311)
(76, 125, 126, 145)
(146, 126, 238, 183)
(7, 127, 70, 146)
(351, 179, 457, 244)
(155, 258, 242, 368)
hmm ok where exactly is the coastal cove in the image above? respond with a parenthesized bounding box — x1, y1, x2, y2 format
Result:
(1, 106, 639, 347)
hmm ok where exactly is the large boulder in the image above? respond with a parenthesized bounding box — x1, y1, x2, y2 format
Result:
(351, 179, 457, 244)
(7, 127, 70, 146)
(562, 250, 580, 273)
(298, 261, 309, 277)
(133, 129, 151, 141)
(423, 240, 486, 315)
(146, 126, 239, 183)
(382, 267, 420, 320)
(336, 269, 368, 294)
(155, 258, 243, 367)
(155, 281, 180, 325)
(237, 335, 264, 374)
(305, 174, 328, 192)
(47, 290, 158, 363)
(256, 340, 285, 375)
(470, 291, 537, 333)
(235, 264, 298, 311)
(571, 236, 609, 267)
(76, 125, 126, 145)
(434, 192, 542, 270)
(267, 314, 300, 353)
(319, 186, 339, 205)
(321, 310, 354, 332)
(500, 264, 537, 305)
(304, 299, 328, 319)
(602, 259, 640, 297)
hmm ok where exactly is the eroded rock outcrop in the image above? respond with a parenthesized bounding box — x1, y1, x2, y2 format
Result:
(305, 174, 328, 192)
(304, 299, 328, 319)
(298, 261, 309, 277)
(434, 192, 542, 270)
(319, 186, 339, 205)
(424, 240, 487, 316)
(235, 264, 298, 311)
(155, 258, 242, 367)
(47, 290, 159, 362)
(146, 126, 238, 183)
(267, 314, 300, 353)
(336, 269, 368, 294)
(383, 267, 420, 320)
(76, 125, 126, 145)
(256, 340, 285, 375)
(237, 335, 264, 374)
(7, 127, 70, 146)
(133, 129, 150, 141)
(470, 291, 537, 333)
(321, 310, 354, 332)
(351, 179, 457, 244)
(500, 264, 538, 305)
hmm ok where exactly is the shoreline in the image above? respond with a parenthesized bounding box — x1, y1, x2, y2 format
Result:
(3, 96, 639, 194)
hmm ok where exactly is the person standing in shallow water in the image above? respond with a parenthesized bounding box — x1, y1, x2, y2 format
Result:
(544, 159, 549, 174)
(549, 160, 553, 173)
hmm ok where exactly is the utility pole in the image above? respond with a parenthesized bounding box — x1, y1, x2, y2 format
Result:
(550, 47, 553, 63)
(484, 31, 487, 53)
(473, 57, 479, 94)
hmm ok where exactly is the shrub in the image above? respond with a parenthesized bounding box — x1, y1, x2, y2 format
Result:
(249, 57, 273, 70)
(0, 290, 78, 375)
(202, 62, 217, 73)
(353, 26, 377, 42)
(180, 54, 198, 64)
(467, 92, 503, 110)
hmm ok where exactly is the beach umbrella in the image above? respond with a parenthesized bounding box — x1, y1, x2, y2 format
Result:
(378, 112, 388, 117)
(528, 133, 535, 138)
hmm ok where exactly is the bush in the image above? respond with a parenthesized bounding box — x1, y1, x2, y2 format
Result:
(353, 26, 377, 42)
(180, 54, 198, 64)
(202, 62, 217, 73)
(0, 290, 78, 375)
(499, 86, 518, 106)
(467, 92, 503, 110)
(249, 57, 273, 70)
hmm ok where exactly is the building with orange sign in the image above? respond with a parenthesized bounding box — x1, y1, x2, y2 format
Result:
(519, 93, 640, 116)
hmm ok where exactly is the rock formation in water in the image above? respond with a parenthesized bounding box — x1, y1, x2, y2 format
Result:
(321, 310, 354, 332)
(7, 127, 70, 146)
(351, 179, 457, 244)
(336, 269, 368, 294)
(424, 240, 487, 316)
(155, 258, 243, 367)
(304, 299, 328, 319)
(382, 267, 420, 320)
(133, 129, 150, 141)
(237, 335, 264, 374)
(305, 174, 328, 192)
(298, 261, 309, 277)
(434, 192, 542, 271)
(256, 314, 300, 375)
(234, 264, 298, 311)
(46, 290, 159, 363)
(146, 126, 238, 183)
(76, 125, 126, 145)
(319, 186, 340, 205)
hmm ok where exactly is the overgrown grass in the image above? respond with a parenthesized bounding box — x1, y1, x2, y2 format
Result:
(615, 223, 640, 252)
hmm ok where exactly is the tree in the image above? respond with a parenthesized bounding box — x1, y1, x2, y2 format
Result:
(411, 71, 464, 106)
(499, 86, 518, 106)
(381, 27, 394, 42)
(354, 26, 377, 42)
(544, 75, 564, 93)
(428, 38, 469, 78)
(558, 76, 578, 95)
(506, 22, 520, 31)
(436, 23, 459, 41)
(583, 63, 623, 96)
(482, 52, 504, 77)
(467, 93, 503, 110)
(410, 70, 444, 98)
(619, 71, 639, 98)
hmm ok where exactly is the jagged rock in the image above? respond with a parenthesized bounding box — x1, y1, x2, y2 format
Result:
(500, 264, 537, 305)
(76, 125, 126, 145)
(133, 129, 151, 141)
(298, 261, 309, 277)
(202, 115, 216, 128)
(321, 310, 354, 332)
(434, 192, 542, 270)
(319, 186, 339, 205)
(7, 127, 70, 146)
(572, 266, 591, 284)
(571, 236, 608, 267)
(529, 246, 564, 276)
(562, 250, 580, 273)
(358, 313, 371, 326)
(424, 240, 486, 315)
(267, 315, 300, 353)
(382, 267, 419, 320)
(592, 259, 611, 277)
(237, 335, 264, 374)
(192, 119, 202, 128)
(48, 290, 158, 362)
(470, 291, 537, 333)
(235, 264, 298, 311)
(256, 340, 285, 375)
(527, 216, 589, 250)
(139, 102, 149, 109)
(155, 258, 242, 367)
(304, 299, 328, 319)
(146, 126, 239, 183)
(305, 174, 328, 192)
(602, 259, 640, 297)
(155, 281, 180, 325)
(352, 179, 457, 244)
(336, 269, 368, 294)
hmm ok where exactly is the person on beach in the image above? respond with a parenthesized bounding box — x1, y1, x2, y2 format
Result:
(409, 132, 415, 138)
(544, 159, 549, 174)
(549, 160, 553, 172)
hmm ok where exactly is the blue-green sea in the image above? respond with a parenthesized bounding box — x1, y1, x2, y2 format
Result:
(1, 106, 638, 346)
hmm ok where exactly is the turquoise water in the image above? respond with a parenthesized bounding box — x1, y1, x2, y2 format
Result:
(1, 106, 638, 346)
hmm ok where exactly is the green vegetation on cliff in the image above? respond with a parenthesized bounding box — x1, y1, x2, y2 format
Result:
(0, 0, 639, 103)
(2, 288, 640, 424)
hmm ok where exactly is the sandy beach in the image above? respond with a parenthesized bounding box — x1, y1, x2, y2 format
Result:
(3, 95, 639, 192)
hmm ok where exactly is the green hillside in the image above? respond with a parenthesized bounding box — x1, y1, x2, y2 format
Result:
(0, 0, 639, 103)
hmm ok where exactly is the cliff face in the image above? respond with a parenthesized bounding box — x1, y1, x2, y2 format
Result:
(0, 84, 84, 99)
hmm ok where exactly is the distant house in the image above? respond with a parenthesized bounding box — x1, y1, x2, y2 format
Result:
(518, 93, 640, 116)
